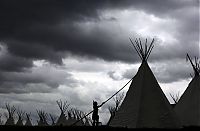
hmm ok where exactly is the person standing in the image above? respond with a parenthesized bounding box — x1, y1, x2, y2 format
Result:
(92, 101, 100, 126)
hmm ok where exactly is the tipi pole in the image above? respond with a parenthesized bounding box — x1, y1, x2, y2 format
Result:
(98, 77, 134, 107)
(70, 77, 134, 126)
(186, 53, 199, 76)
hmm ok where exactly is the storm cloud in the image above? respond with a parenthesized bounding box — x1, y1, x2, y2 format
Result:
(0, 0, 198, 124)
(0, 0, 198, 68)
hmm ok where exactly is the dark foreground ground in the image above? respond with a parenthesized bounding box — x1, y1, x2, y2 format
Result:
(0, 125, 200, 131)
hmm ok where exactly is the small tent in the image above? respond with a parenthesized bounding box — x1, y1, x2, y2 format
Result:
(109, 38, 181, 128)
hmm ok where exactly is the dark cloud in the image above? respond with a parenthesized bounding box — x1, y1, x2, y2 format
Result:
(152, 61, 192, 83)
(0, 0, 198, 67)
(0, 0, 198, 92)
(0, 0, 198, 124)
(0, 54, 32, 72)
(130, 0, 197, 18)
(0, 63, 77, 93)
(6, 40, 64, 64)
(0, 44, 33, 72)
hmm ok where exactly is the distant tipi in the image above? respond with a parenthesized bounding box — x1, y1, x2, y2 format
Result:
(16, 109, 25, 126)
(56, 100, 70, 126)
(24, 113, 32, 126)
(37, 110, 49, 126)
(109, 38, 181, 128)
(4, 103, 16, 125)
(174, 54, 200, 126)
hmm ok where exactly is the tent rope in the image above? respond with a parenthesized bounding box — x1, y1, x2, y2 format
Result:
(70, 76, 134, 126)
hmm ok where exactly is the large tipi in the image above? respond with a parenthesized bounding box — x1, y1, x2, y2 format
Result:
(174, 54, 200, 126)
(109, 38, 181, 128)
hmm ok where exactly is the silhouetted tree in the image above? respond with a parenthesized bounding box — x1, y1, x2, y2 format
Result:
(107, 92, 124, 125)
(170, 92, 180, 104)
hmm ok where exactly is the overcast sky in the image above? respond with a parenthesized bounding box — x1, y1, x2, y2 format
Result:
(0, 0, 199, 125)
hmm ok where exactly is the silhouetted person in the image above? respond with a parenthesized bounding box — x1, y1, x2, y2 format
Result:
(92, 101, 100, 126)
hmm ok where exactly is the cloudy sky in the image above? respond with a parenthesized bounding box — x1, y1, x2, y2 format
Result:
(0, 0, 199, 125)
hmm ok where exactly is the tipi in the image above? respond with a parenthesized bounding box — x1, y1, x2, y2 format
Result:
(84, 116, 92, 126)
(16, 108, 25, 126)
(5, 103, 16, 125)
(37, 110, 49, 126)
(24, 113, 32, 126)
(0, 113, 3, 125)
(174, 54, 200, 126)
(109, 38, 181, 128)
(56, 100, 70, 126)
(73, 109, 84, 126)
(65, 109, 77, 126)
(49, 113, 57, 126)
(67, 108, 85, 126)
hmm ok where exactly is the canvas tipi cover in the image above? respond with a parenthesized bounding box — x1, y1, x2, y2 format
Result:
(174, 55, 200, 126)
(110, 38, 181, 128)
